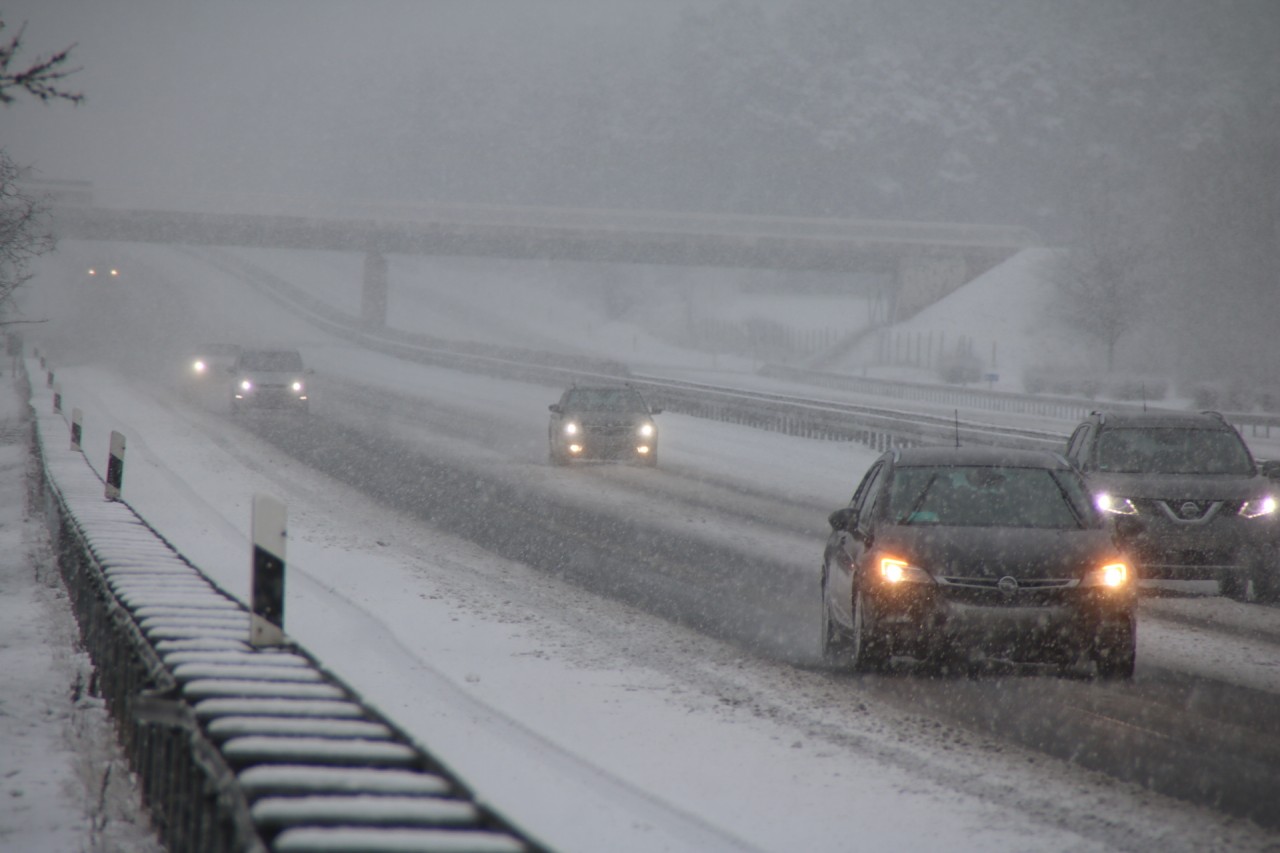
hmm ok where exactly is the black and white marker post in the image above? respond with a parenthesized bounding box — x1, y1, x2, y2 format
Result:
(104, 430, 125, 501)
(52, 383, 61, 414)
(70, 408, 82, 452)
(251, 493, 287, 648)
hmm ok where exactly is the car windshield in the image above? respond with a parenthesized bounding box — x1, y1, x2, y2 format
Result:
(564, 388, 648, 413)
(888, 465, 1087, 529)
(240, 351, 304, 371)
(1095, 427, 1254, 475)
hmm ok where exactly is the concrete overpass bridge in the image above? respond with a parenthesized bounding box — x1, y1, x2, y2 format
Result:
(47, 194, 1040, 328)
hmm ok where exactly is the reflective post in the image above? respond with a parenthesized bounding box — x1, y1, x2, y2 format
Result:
(70, 408, 82, 452)
(105, 430, 125, 500)
(250, 493, 287, 647)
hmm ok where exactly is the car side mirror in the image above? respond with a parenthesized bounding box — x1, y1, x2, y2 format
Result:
(549, 404, 561, 414)
(1260, 460, 1280, 481)
(828, 507, 856, 531)
(650, 407, 663, 415)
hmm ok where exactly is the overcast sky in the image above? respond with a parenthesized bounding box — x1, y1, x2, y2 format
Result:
(4, 2, 1277, 237)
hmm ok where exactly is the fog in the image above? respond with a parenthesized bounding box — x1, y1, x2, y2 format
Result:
(7, 1, 1278, 390)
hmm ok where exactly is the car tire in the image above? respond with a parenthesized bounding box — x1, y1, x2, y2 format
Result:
(549, 446, 568, 466)
(1218, 571, 1248, 601)
(850, 585, 889, 673)
(1093, 617, 1136, 680)
(819, 568, 848, 666)
(643, 449, 658, 467)
(1250, 556, 1279, 604)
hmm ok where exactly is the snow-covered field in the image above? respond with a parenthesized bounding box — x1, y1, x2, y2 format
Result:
(6, 242, 1280, 852)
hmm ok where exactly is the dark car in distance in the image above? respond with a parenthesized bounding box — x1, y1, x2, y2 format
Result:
(548, 385, 661, 466)
(821, 446, 1136, 678)
(1064, 411, 1279, 601)
(229, 348, 312, 414)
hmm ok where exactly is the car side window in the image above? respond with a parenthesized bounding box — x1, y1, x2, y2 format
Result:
(853, 463, 889, 531)
(848, 460, 884, 508)
(1066, 425, 1093, 466)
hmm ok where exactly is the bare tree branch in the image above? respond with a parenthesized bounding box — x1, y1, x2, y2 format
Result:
(0, 18, 83, 106)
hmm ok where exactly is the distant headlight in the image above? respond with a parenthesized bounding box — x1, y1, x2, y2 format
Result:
(1095, 493, 1138, 515)
(564, 422, 579, 436)
(878, 556, 932, 585)
(291, 380, 304, 393)
(193, 360, 207, 374)
(239, 379, 253, 392)
(1082, 562, 1130, 588)
(638, 422, 655, 438)
(1240, 496, 1277, 519)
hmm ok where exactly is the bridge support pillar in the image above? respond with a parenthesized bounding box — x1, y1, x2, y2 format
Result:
(893, 252, 970, 322)
(361, 250, 388, 328)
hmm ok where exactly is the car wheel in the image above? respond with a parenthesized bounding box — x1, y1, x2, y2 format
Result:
(1250, 558, 1279, 604)
(549, 446, 568, 466)
(643, 449, 658, 467)
(1218, 570, 1248, 601)
(1093, 617, 1136, 680)
(819, 568, 848, 665)
(850, 585, 889, 673)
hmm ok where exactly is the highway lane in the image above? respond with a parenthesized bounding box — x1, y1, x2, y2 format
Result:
(27, 240, 1280, 840)
(225, 371, 1280, 828)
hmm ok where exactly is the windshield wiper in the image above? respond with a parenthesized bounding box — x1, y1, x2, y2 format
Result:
(901, 473, 939, 525)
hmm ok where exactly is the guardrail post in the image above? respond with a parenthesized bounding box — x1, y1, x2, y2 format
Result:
(251, 493, 287, 647)
(52, 383, 62, 414)
(105, 430, 126, 500)
(71, 408, 83, 452)
(46, 369, 54, 387)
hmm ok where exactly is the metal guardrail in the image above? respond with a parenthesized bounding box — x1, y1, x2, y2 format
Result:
(25, 363, 547, 853)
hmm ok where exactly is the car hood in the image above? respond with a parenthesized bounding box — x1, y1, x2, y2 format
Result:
(1084, 471, 1270, 501)
(239, 370, 304, 383)
(874, 525, 1117, 580)
(566, 411, 651, 425)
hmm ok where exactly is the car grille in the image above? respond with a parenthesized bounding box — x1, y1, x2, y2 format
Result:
(586, 423, 635, 437)
(936, 576, 1076, 607)
(937, 577, 1075, 591)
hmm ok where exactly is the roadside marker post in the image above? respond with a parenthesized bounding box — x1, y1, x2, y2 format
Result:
(70, 408, 82, 452)
(250, 493, 287, 648)
(105, 430, 125, 500)
(52, 383, 61, 414)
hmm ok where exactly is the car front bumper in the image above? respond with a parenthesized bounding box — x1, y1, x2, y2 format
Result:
(869, 581, 1134, 663)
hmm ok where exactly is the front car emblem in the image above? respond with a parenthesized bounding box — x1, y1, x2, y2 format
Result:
(1179, 501, 1202, 519)
(997, 576, 1019, 595)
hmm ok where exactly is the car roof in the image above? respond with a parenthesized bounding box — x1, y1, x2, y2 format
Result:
(1090, 410, 1232, 430)
(891, 445, 1070, 470)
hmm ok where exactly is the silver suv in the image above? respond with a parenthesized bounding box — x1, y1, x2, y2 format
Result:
(229, 348, 312, 414)
(1065, 411, 1279, 601)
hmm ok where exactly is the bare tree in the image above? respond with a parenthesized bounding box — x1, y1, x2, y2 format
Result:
(0, 17, 82, 105)
(0, 151, 54, 318)
(1, 17, 81, 322)
(1050, 195, 1150, 373)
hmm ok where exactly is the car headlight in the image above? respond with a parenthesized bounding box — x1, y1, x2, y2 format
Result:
(1082, 562, 1130, 588)
(638, 422, 655, 438)
(1240, 496, 1277, 519)
(1095, 493, 1138, 515)
(878, 556, 933, 585)
(291, 380, 304, 393)
(239, 379, 253, 392)
(564, 422, 579, 436)
(193, 360, 207, 374)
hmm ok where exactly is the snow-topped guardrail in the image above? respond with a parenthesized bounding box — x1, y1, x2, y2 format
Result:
(22, 359, 547, 853)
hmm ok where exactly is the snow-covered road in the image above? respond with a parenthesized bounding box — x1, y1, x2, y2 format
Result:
(16, 242, 1280, 851)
